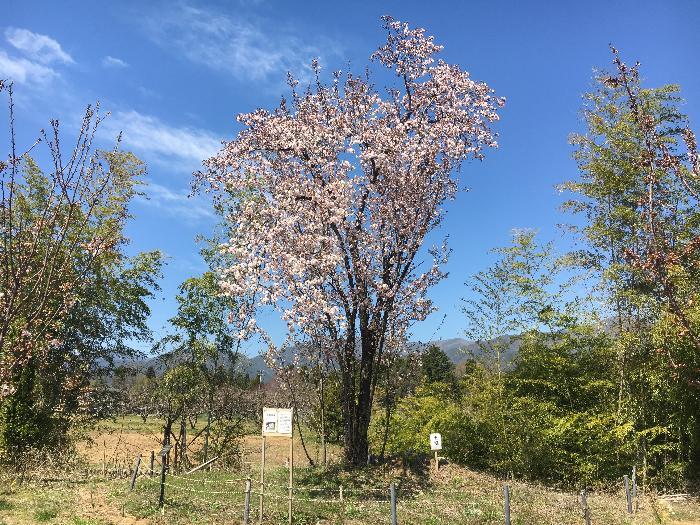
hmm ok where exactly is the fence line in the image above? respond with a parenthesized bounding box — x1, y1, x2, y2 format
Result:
(152, 470, 401, 495)
(125, 459, 648, 525)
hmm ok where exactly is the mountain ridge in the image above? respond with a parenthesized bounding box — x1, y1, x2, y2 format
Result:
(120, 336, 520, 381)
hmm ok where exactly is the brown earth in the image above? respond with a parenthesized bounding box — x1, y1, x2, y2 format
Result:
(76, 484, 151, 525)
(77, 426, 341, 474)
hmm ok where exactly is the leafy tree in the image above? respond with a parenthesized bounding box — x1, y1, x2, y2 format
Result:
(371, 381, 481, 465)
(155, 270, 255, 465)
(197, 16, 504, 465)
(507, 325, 631, 485)
(420, 345, 454, 384)
(0, 83, 163, 457)
(373, 350, 423, 461)
(153, 364, 204, 470)
(563, 49, 700, 485)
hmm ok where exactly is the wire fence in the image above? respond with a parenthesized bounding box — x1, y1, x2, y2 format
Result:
(122, 453, 683, 525)
(127, 457, 647, 525)
(2, 448, 671, 525)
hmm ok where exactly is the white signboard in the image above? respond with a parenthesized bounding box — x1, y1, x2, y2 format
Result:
(277, 409, 293, 436)
(262, 407, 293, 437)
(430, 432, 442, 451)
(263, 408, 278, 434)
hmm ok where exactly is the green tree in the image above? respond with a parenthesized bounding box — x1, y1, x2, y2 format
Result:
(154, 364, 205, 470)
(461, 230, 574, 474)
(156, 271, 253, 465)
(420, 345, 455, 384)
(0, 84, 163, 456)
(563, 49, 700, 485)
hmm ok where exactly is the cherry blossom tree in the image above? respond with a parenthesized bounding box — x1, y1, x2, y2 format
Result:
(198, 16, 504, 464)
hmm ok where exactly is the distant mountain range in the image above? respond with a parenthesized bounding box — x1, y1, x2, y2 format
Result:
(122, 336, 520, 381)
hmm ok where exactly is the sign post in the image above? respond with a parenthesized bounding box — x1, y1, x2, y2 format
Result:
(258, 434, 266, 525)
(260, 408, 294, 524)
(430, 433, 442, 474)
(158, 445, 172, 510)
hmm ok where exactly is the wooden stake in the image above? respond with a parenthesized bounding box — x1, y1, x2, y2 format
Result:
(158, 454, 167, 509)
(339, 485, 345, 525)
(186, 456, 219, 474)
(632, 466, 638, 513)
(580, 489, 591, 525)
(390, 482, 397, 525)
(149, 450, 155, 476)
(129, 455, 141, 490)
(503, 484, 511, 525)
(288, 435, 294, 525)
(434, 450, 439, 474)
(624, 475, 632, 513)
(244, 478, 252, 525)
(259, 435, 266, 525)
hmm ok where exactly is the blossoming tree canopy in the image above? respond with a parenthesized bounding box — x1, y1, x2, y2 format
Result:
(198, 16, 504, 463)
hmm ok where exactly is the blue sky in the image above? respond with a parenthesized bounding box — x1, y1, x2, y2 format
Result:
(3, 0, 699, 356)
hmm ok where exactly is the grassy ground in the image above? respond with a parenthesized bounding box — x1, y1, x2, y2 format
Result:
(1, 417, 698, 524)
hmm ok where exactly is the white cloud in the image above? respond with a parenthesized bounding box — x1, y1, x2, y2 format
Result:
(142, 2, 340, 83)
(0, 49, 57, 85)
(5, 27, 74, 64)
(103, 55, 128, 68)
(101, 110, 222, 167)
(139, 182, 215, 221)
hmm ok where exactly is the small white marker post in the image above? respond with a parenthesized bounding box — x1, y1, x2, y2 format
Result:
(430, 433, 442, 474)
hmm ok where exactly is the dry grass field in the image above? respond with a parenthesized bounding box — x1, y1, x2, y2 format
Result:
(1, 416, 698, 525)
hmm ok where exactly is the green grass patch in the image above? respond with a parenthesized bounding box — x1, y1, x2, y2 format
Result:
(72, 518, 102, 525)
(93, 414, 164, 434)
(34, 508, 58, 521)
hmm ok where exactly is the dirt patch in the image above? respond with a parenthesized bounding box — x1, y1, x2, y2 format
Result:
(241, 434, 341, 471)
(78, 430, 163, 469)
(77, 484, 151, 525)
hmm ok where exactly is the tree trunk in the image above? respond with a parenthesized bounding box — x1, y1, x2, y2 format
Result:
(341, 321, 376, 466)
(179, 413, 187, 471)
(319, 372, 327, 468)
(203, 391, 213, 464)
(162, 420, 172, 469)
(294, 409, 314, 465)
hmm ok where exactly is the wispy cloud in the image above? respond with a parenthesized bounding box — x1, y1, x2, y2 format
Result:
(102, 55, 128, 68)
(1, 28, 73, 87)
(0, 49, 57, 85)
(141, 2, 340, 84)
(5, 27, 74, 64)
(101, 110, 222, 168)
(138, 182, 215, 221)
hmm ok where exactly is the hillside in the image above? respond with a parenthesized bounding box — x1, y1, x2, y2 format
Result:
(121, 336, 521, 382)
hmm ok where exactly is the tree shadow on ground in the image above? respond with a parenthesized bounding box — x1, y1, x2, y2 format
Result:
(293, 453, 434, 501)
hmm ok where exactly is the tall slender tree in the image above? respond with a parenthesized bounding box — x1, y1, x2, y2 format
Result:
(563, 48, 700, 482)
(197, 17, 504, 464)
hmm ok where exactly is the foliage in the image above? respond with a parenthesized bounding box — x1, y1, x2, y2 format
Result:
(0, 83, 163, 457)
(420, 345, 455, 384)
(561, 49, 700, 486)
(382, 231, 648, 486)
(375, 330, 637, 486)
(147, 269, 257, 469)
(379, 50, 700, 487)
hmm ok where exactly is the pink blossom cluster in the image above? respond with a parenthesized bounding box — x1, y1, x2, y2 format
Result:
(198, 17, 504, 359)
